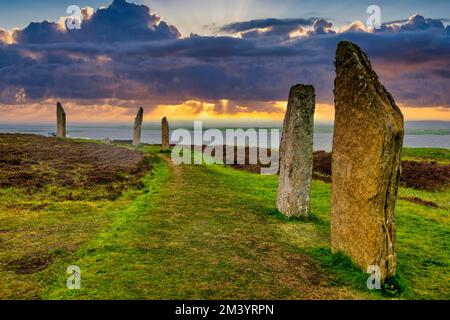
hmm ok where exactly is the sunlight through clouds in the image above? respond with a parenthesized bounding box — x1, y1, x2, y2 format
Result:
(0, 0, 448, 123)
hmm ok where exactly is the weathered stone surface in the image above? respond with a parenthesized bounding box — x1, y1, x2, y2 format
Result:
(276, 84, 315, 217)
(331, 41, 404, 281)
(132, 107, 144, 147)
(161, 117, 170, 150)
(56, 102, 66, 138)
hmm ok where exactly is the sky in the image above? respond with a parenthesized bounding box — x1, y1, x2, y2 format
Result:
(0, 0, 449, 123)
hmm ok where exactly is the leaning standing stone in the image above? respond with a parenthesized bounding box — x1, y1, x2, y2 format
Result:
(331, 41, 404, 281)
(276, 84, 315, 217)
(132, 107, 144, 147)
(161, 117, 170, 150)
(56, 102, 66, 138)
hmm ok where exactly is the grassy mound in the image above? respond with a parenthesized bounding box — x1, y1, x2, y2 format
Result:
(0, 134, 151, 200)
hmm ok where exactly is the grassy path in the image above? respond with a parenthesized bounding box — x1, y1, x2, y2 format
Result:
(45, 148, 365, 299)
(39, 146, 449, 300)
(1, 143, 447, 299)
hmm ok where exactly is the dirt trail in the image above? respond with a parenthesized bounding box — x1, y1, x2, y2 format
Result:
(150, 153, 365, 299)
(159, 153, 182, 178)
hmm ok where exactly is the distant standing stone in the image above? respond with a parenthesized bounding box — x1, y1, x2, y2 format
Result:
(276, 84, 315, 217)
(103, 137, 112, 144)
(331, 41, 404, 281)
(56, 102, 66, 138)
(132, 107, 144, 147)
(161, 117, 170, 150)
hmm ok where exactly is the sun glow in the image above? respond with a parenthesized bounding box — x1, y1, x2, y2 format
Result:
(289, 27, 308, 39)
(0, 98, 448, 124)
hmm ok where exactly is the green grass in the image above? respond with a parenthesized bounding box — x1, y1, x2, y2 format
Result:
(44, 154, 171, 299)
(53, 157, 366, 299)
(402, 148, 450, 164)
(395, 183, 449, 299)
(0, 182, 138, 299)
(0, 145, 448, 299)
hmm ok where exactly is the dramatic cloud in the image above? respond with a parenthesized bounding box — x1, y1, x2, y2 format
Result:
(220, 18, 316, 33)
(219, 17, 335, 39)
(0, 29, 8, 42)
(12, 0, 180, 44)
(378, 14, 446, 33)
(311, 19, 336, 35)
(0, 0, 449, 120)
(0, 28, 13, 44)
(12, 21, 69, 44)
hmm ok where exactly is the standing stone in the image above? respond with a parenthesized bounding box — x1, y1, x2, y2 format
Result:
(132, 107, 144, 147)
(56, 102, 66, 138)
(161, 117, 170, 150)
(331, 41, 404, 281)
(276, 84, 315, 217)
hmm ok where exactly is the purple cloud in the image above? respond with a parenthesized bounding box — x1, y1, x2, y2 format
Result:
(378, 14, 446, 33)
(12, 0, 180, 44)
(0, 1, 448, 111)
(220, 18, 316, 33)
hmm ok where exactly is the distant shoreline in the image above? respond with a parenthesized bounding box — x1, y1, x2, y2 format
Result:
(1, 130, 449, 152)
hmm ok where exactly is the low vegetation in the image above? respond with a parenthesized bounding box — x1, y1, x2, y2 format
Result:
(401, 148, 450, 163)
(0, 135, 448, 299)
(310, 149, 450, 191)
(0, 134, 150, 199)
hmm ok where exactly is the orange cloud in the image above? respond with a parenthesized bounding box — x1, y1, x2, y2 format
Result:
(0, 99, 448, 124)
(0, 99, 135, 123)
(148, 100, 448, 122)
(399, 105, 450, 121)
(148, 100, 288, 121)
(0, 28, 15, 44)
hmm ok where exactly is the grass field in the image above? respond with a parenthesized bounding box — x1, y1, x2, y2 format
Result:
(402, 148, 450, 164)
(0, 140, 448, 300)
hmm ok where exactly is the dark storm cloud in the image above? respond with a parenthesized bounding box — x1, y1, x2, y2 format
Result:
(220, 18, 316, 33)
(295, 30, 450, 107)
(13, 21, 69, 44)
(12, 0, 180, 44)
(378, 14, 446, 33)
(74, 0, 180, 42)
(311, 19, 336, 35)
(0, 0, 449, 109)
(219, 17, 335, 39)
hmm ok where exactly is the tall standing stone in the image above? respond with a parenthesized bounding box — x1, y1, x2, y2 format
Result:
(161, 117, 170, 150)
(331, 41, 404, 281)
(132, 107, 144, 147)
(276, 84, 315, 217)
(56, 102, 66, 138)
